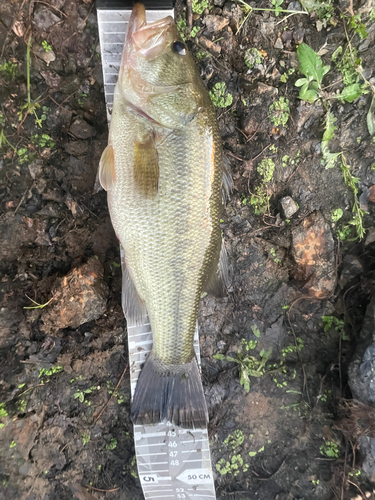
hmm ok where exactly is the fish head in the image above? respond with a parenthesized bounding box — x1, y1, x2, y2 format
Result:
(118, 3, 205, 128)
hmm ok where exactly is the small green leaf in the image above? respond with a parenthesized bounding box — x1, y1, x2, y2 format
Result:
(337, 83, 363, 103)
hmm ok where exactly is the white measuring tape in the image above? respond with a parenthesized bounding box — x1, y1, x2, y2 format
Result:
(97, 3, 217, 499)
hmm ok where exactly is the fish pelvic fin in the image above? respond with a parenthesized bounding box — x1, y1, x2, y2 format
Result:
(121, 245, 148, 325)
(222, 156, 233, 204)
(131, 354, 208, 429)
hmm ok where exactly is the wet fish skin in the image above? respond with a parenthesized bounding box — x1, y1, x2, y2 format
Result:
(99, 3, 227, 428)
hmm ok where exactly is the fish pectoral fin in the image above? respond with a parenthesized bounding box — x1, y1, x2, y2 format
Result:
(133, 133, 159, 196)
(120, 245, 148, 325)
(98, 144, 116, 191)
(131, 354, 208, 429)
(204, 238, 230, 297)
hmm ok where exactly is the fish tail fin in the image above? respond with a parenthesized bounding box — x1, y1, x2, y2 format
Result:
(130, 354, 208, 429)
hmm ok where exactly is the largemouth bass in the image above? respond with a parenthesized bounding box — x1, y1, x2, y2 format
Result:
(99, 3, 229, 428)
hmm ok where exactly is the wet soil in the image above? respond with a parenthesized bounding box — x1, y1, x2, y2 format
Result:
(1, 1, 375, 499)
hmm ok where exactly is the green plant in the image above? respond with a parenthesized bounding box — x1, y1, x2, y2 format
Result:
(192, 0, 209, 14)
(106, 437, 117, 450)
(0, 61, 18, 80)
(78, 93, 87, 107)
(295, 43, 330, 103)
(216, 454, 248, 476)
(106, 381, 125, 404)
(282, 338, 304, 357)
(224, 430, 245, 449)
(39, 365, 63, 378)
(0, 403, 8, 419)
(82, 432, 90, 445)
(42, 40, 52, 52)
(31, 133, 55, 149)
(271, 0, 283, 16)
(74, 385, 98, 404)
(268, 97, 290, 127)
(190, 26, 200, 38)
(244, 48, 263, 69)
(331, 208, 343, 222)
(257, 158, 275, 183)
(320, 440, 339, 458)
(129, 456, 138, 479)
(10, 441, 16, 448)
(176, 16, 187, 41)
(18, 36, 44, 127)
(322, 315, 349, 340)
(269, 247, 281, 264)
(209, 82, 233, 108)
(303, 0, 335, 27)
(348, 14, 367, 40)
(214, 342, 272, 392)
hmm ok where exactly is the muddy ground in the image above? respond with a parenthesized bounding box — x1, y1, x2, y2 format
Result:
(1, 0, 375, 499)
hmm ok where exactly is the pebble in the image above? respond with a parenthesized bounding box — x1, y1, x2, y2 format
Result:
(280, 196, 299, 218)
(41, 257, 109, 333)
(291, 211, 336, 297)
(293, 27, 305, 45)
(274, 38, 284, 49)
(69, 118, 97, 139)
(33, 7, 61, 30)
(203, 14, 229, 33)
(198, 36, 221, 55)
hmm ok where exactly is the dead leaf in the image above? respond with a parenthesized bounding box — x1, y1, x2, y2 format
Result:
(369, 185, 375, 203)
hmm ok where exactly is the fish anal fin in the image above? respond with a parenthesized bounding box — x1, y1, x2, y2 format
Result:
(120, 245, 147, 326)
(99, 144, 116, 191)
(222, 156, 233, 204)
(204, 238, 230, 298)
(131, 354, 208, 429)
(133, 134, 159, 197)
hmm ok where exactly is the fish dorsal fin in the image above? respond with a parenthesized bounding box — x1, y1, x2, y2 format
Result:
(133, 133, 159, 196)
(98, 144, 116, 191)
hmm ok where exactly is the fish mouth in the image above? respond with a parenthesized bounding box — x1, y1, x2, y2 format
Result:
(127, 3, 174, 60)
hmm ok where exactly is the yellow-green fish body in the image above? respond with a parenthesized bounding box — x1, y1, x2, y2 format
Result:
(99, 3, 228, 428)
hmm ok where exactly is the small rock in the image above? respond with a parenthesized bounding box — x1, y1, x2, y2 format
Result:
(280, 196, 299, 218)
(293, 27, 305, 45)
(339, 254, 364, 287)
(365, 227, 375, 246)
(287, 1, 302, 10)
(359, 186, 371, 211)
(203, 14, 229, 33)
(291, 211, 336, 297)
(368, 185, 375, 203)
(41, 257, 109, 333)
(281, 30, 293, 50)
(259, 20, 275, 37)
(257, 82, 278, 95)
(69, 117, 96, 139)
(33, 44, 56, 66)
(41, 70, 61, 89)
(198, 36, 221, 55)
(33, 7, 61, 30)
(295, 102, 324, 133)
(274, 37, 283, 49)
(214, 0, 226, 5)
(28, 159, 44, 180)
(222, 2, 242, 31)
(64, 141, 89, 156)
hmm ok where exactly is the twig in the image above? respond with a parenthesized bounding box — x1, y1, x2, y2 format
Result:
(226, 151, 245, 162)
(94, 363, 128, 422)
(186, 0, 193, 28)
(83, 485, 120, 493)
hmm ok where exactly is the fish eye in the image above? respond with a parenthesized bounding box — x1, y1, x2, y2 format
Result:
(172, 41, 187, 56)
